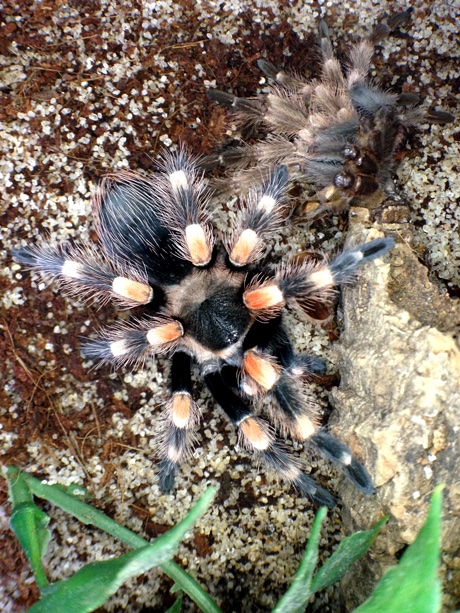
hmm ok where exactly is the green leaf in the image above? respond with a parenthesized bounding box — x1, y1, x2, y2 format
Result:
(54, 483, 93, 502)
(7, 466, 50, 590)
(310, 515, 388, 593)
(27, 486, 217, 613)
(272, 506, 328, 613)
(166, 595, 183, 613)
(19, 469, 221, 613)
(353, 485, 443, 613)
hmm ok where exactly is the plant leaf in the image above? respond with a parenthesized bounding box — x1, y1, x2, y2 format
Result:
(27, 486, 216, 613)
(353, 485, 443, 613)
(7, 466, 50, 590)
(310, 515, 388, 593)
(272, 506, 328, 613)
(166, 595, 183, 613)
(20, 469, 221, 612)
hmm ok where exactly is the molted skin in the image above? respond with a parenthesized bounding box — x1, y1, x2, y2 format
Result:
(206, 10, 454, 219)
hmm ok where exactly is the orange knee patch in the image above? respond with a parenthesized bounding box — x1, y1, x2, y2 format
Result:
(243, 349, 280, 390)
(243, 284, 284, 312)
(240, 417, 272, 450)
(171, 393, 192, 428)
(185, 224, 212, 266)
(146, 320, 183, 348)
(230, 229, 259, 266)
(112, 277, 153, 304)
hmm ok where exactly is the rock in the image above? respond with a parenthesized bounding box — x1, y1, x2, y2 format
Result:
(328, 208, 460, 610)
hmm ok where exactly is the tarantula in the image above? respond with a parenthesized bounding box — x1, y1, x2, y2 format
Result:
(206, 9, 454, 218)
(13, 151, 394, 506)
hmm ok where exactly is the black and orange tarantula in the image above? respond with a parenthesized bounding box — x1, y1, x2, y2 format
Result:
(13, 151, 394, 506)
(206, 9, 454, 218)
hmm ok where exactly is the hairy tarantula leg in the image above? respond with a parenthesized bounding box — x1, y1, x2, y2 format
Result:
(256, 59, 312, 93)
(243, 238, 394, 320)
(256, 59, 300, 88)
(328, 237, 394, 283)
(207, 90, 266, 141)
(12, 243, 154, 308)
(249, 321, 372, 495)
(347, 11, 411, 102)
(226, 165, 289, 267)
(244, 318, 328, 377)
(263, 444, 336, 507)
(83, 317, 184, 368)
(207, 90, 263, 117)
(154, 150, 215, 267)
(241, 355, 324, 447)
(241, 340, 324, 441)
(273, 378, 373, 495)
(242, 348, 373, 497)
(200, 146, 252, 172)
(310, 431, 374, 495)
(158, 352, 200, 492)
(204, 369, 336, 506)
(318, 20, 347, 91)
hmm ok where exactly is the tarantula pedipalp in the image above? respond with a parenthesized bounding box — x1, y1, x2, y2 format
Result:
(13, 151, 394, 506)
(206, 10, 454, 218)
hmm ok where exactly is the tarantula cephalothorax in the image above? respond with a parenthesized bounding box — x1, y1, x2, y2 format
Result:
(206, 9, 454, 218)
(14, 151, 394, 506)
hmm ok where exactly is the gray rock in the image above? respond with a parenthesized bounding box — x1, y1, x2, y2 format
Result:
(329, 208, 460, 610)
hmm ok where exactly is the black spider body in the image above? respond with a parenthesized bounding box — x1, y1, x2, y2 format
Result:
(206, 10, 454, 218)
(14, 151, 395, 506)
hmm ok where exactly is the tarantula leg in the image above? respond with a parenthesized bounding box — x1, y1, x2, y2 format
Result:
(12, 243, 153, 308)
(241, 321, 328, 394)
(273, 377, 320, 437)
(207, 90, 263, 117)
(83, 317, 184, 367)
(204, 369, 335, 506)
(154, 151, 214, 266)
(425, 109, 455, 124)
(275, 322, 327, 374)
(243, 278, 286, 319)
(246, 352, 373, 496)
(244, 238, 395, 320)
(200, 145, 249, 171)
(293, 185, 350, 222)
(248, 319, 329, 378)
(226, 165, 289, 267)
(329, 237, 394, 282)
(318, 20, 347, 91)
(207, 90, 266, 140)
(310, 431, 374, 495)
(271, 376, 373, 494)
(263, 444, 336, 507)
(158, 352, 199, 492)
(256, 59, 302, 89)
